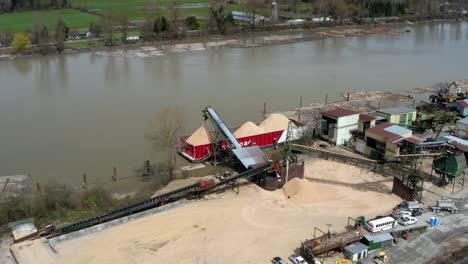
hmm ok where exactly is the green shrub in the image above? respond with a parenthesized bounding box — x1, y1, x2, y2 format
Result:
(185, 16, 200, 30)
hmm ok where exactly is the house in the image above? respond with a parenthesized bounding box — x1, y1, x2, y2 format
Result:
(358, 114, 376, 133)
(450, 99, 468, 117)
(320, 108, 360, 145)
(364, 123, 416, 159)
(361, 233, 394, 251)
(376, 107, 417, 127)
(456, 117, 468, 138)
(343, 242, 369, 262)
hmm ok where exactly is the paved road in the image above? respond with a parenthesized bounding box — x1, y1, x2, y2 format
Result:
(380, 190, 468, 263)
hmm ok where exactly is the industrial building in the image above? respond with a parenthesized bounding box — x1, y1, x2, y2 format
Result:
(362, 123, 416, 159)
(449, 99, 468, 117)
(361, 233, 394, 251)
(376, 107, 417, 127)
(343, 242, 369, 262)
(456, 117, 468, 138)
(320, 108, 360, 145)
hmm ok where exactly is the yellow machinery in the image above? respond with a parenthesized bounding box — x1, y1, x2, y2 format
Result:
(335, 260, 352, 264)
(373, 252, 388, 264)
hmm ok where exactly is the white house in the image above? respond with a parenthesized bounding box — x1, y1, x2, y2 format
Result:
(456, 117, 468, 138)
(320, 107, 360, 145)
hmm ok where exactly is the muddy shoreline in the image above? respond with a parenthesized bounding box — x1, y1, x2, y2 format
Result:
(0, 18, 463, 61)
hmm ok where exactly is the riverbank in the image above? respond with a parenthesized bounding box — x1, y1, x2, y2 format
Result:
(0, 17, 464, 61)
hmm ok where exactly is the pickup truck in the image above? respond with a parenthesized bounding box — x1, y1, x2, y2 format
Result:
(289, 255, 308, 264)
(432, 199, 458, 213)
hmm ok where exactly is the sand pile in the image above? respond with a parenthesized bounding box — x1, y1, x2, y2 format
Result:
(304, 159, 382, 184)
(13, 159, 402, 264)
(280, 178, 336, 204)
(259, 113, 294, 133)
(186, 125, 212, 146)
(234, 121, 263, 138)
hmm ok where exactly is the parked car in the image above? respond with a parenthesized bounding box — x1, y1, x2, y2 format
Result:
(392, 210, 412, 219)
(399, 216, 417, 226)
(271, 257, 287, 264)
(412, 210, 423, 217)
(289, 255, 308, 264)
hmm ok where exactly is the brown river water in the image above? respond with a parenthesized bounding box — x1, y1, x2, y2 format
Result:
(0, 21, 467, 186)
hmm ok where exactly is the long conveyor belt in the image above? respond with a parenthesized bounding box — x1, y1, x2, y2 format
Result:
(42, 164, 271, 238)
(290, 144, 382, 166)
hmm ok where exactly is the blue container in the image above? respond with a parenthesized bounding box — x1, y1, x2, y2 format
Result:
(435, 218, 441, 225)
(429, 217, 436, 226)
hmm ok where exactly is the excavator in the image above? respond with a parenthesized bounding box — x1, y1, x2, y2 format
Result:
(429, 82, 466, 104)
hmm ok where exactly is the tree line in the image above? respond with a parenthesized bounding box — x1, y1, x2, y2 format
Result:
(0, 0, 70, 13)
(0, 16, 68, 53)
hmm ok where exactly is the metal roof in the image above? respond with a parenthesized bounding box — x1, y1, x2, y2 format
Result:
(453, 99, 468, 108)
(321, 107, 359, 118)
(365, 123, 402, 142)
(359, 114, 376, 122)
(363, 233, 394, 243)
(232, 146, 269, 169)
(444, 135, 468, 152)
(344, 242, 368, 254)
(457, 117, 468, 126)
(384, 125, 411, 136)
(377, 106, 416, 115)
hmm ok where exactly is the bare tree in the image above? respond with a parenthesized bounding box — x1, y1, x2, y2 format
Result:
(328, 0, 348, 22)
(167, 0, 182, 38)
(145, 107, 182, 179)
(119, 16, 129, 43)
(102, 8, 114, 46)
(55, 17, 68, 52)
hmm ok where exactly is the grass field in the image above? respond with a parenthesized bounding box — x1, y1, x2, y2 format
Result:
(0, 9, 100, 33)
(0, 0, 311, 34)
(72, 0, 210, 20)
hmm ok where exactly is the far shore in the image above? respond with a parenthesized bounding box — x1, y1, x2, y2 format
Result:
(0, 17, 464, 61)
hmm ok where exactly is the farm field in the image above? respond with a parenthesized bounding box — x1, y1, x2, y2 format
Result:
(0, 9, 100, 33)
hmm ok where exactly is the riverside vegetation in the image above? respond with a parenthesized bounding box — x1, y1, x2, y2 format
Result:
(0, 0, 466, 55)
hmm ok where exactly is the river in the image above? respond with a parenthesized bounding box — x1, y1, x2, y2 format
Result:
(0, 21, 467, 186)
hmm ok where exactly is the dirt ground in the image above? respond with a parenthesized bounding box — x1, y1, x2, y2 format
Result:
(11, 160, 401, 264)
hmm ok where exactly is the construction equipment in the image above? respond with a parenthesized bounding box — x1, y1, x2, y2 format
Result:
(373, 252, 387, 264)
(335, 260, 352, 264)
(429, 82, 466, 104)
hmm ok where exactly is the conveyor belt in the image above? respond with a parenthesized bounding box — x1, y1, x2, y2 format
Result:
(41, 183, 200, 238)
(290, 144, 381, 166)
(204, 106, 242, 149)
(41, 164, 271, 238)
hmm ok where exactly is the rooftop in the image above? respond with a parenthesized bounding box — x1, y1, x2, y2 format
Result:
(321, 107, 359, 118)
(359, 114, 376, 122)
(363, 233, 394, 243)
(377, 106, 416, 115)
(403, 137, 421, 144)
(453, 99, 468, 108)
(344, 242, 369, 254)
(444, 135, 468, 152)
(457, 117, 468, 126)
(366, 123, 412, 142)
